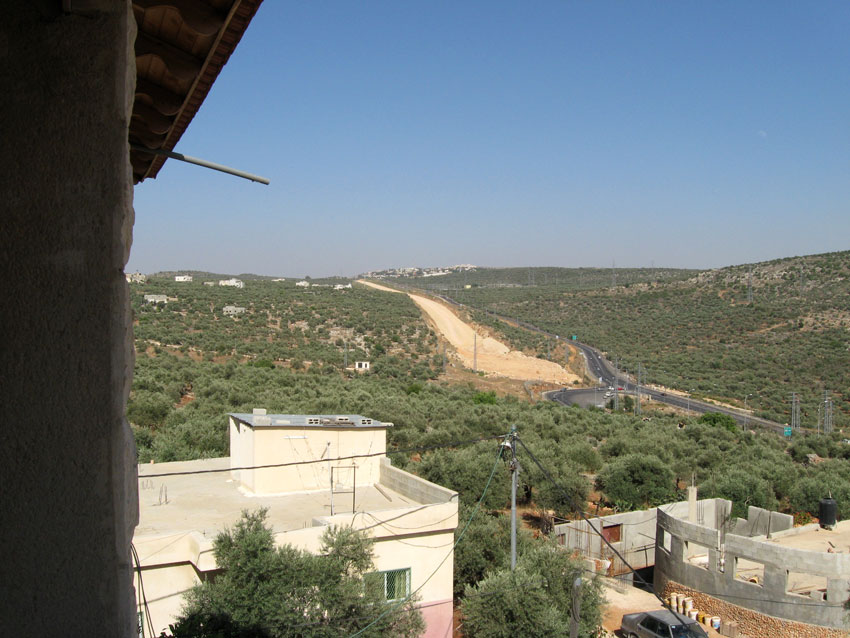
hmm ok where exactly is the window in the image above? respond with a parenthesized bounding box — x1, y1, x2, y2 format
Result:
(639, 616, 660, 634)
(376, 568, 411, 601)
(602, 523, 621, 543)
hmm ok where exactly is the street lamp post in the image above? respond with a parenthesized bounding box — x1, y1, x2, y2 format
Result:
(687, 388, 695, 415)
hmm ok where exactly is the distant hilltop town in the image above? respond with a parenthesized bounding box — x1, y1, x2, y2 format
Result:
(361, 264, 477, 279)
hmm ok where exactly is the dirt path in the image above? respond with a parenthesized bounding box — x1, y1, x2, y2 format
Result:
(357, 280, 579, 385)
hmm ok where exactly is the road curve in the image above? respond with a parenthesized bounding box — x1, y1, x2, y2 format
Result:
(417, 289, 786, 433)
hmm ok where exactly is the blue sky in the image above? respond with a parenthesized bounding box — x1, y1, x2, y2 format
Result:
(129, 1, 850, 278)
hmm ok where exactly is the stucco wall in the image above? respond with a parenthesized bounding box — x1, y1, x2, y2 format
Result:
(0, 2, 137, 636)
(655, 509, 849, 628)
(229, 417, 388, 494)
(137, 500, 458, 635)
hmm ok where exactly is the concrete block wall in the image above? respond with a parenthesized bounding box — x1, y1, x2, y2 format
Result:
(379, 458, 457, 504)
(655, 509, 849, 628)
(553, 499, 723, 571)
(661, 582, 849, 638)
(730, 507, 794, 537)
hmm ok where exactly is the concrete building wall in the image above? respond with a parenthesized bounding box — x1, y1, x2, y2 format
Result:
(229, 417, 387, 494)
(0, 2, 138, 636)
(655, 509, 849, 628)
(553, 499, 724, 574)
(136, 484, 458, 635)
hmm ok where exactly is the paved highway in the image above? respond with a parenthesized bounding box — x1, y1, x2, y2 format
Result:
(422, 289, 785, 433)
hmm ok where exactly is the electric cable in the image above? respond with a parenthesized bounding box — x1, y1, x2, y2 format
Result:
(140, 434, 504, 479)
(132, 543, 157, 638)
(345, 436, 508, 637)
(516, 436, 666, 607)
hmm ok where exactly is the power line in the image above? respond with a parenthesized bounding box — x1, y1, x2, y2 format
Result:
(519, 437, 839, 613)
(346, 438, 507, 637)
(516, 436, 664, 605)
(132, 543, 157, 638)
(141, 434, 505, 479)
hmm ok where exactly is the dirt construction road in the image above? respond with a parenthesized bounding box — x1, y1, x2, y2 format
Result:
(358, 280, 579, 385)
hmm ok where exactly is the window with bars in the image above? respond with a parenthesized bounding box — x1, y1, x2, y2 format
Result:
(375, 568, 411, 601)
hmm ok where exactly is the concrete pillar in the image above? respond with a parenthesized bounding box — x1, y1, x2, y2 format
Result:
(763, 566, 788, 596)
(687, 485, 698, 522)
(827, 577, 849, 603)
(0, 2, 137, 636)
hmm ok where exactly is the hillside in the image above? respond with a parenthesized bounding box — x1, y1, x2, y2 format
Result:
(386, 264, 697, 291)
(402, 252, 850, 428)
(126, 261, 850, 616)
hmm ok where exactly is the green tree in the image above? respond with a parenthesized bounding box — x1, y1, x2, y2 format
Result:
(698, 412, 738, 433)
(171, 510, 423, 638)
(700, 468, 778, 518)
(461, 540, 603, 637)
(596, 454, 677, 510)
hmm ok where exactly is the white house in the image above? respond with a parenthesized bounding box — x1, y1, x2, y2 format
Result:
(334, 283, 353, 290)
(355, 361, 370, 371)
(143, 294, 168, 304)
(203, 281, 215, 286)
(222, 305, 246, 316)
(134, 411, 458, 638)
(125, 271, 146, 283)
(296, 280, 310, 287)
(174, 275, 192, 282)
(219, 278, 244, 288)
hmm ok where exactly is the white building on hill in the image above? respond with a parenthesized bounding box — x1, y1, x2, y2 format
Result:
(134, 411, 458, 638)
(174, 275, 192, 282)
(143, 294, 168, 305)
(222, 305, 245, 316)
(219, 278, 244, 288)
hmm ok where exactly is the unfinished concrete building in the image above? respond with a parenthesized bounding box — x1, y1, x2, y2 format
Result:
(655, 504, 850, 631)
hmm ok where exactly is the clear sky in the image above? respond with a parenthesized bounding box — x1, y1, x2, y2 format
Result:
(129, 1, 850, 278)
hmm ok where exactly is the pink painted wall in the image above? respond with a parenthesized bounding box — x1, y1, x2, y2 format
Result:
(419, 599, 454, 638)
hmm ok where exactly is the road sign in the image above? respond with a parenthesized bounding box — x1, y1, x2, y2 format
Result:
(571, 335, 577, 341)
(784, 426, 792, 437)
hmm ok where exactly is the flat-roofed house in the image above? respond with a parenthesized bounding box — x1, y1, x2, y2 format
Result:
(134, 410, 458, 637)
(222, 305, 246, 316)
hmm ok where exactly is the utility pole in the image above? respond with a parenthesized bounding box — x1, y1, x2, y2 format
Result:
(635, 363, 642, 416)
(343, 339, 348, 369)
(614, 357, 620, 411)
(509, 426, 518, 571)
(442, 342, 447, 373)
(747, 267, 753, 303)
(611, 260, 616, 289)
(820, 390, 833, 435)
(473, 333, 478, 373)
(569, 577, 583, 638)
(744, 393, 753, 427)
(791, 393, 800, 430)
(799, 266, 805, 296)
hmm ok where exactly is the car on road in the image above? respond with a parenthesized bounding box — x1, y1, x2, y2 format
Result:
(621, 609, 708, 638)
(618, 386, 624, 391)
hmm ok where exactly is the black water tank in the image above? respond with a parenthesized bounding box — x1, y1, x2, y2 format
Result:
(820, 498, 838, 529)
